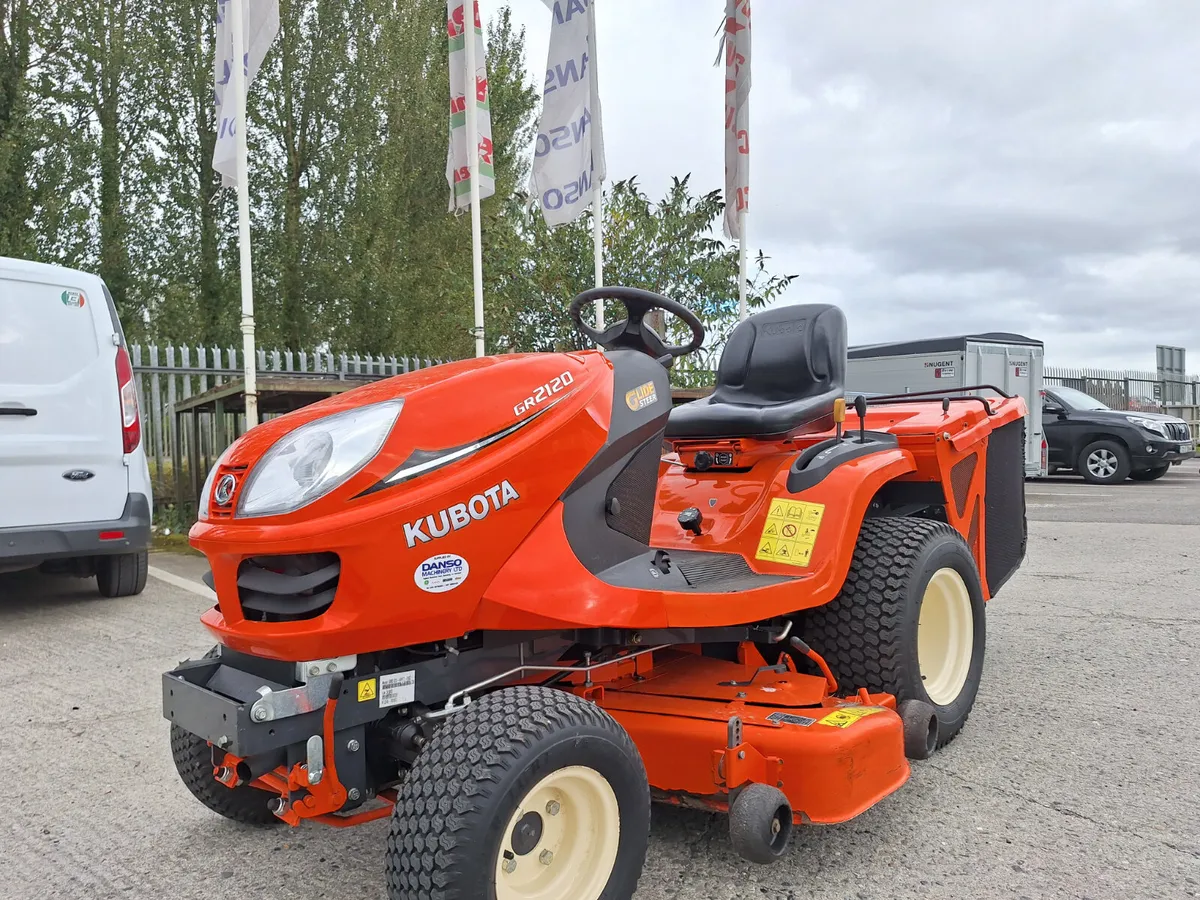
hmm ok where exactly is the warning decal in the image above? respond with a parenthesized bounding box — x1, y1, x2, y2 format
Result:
(357, 678, 377, 702)
(755, 498, 825, 567)
(817, 706, 884, 728)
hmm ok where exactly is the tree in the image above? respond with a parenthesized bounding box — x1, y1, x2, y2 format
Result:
(0, 0, 36, 256)
(486, 176, 795, 379)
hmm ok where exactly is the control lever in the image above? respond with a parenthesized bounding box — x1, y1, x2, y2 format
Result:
(833, 397, 846, 443)
(853, 395, 867, 443)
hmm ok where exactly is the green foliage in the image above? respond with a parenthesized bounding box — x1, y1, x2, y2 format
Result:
(486, 176, 795, 374)
(6, 0, 791, 365)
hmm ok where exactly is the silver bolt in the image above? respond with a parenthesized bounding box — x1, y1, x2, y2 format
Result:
(347, 788, 361, 801)
(252, 707, 269, 722)
(216, 735, 231, 749)
(771, 818, 781, 835)
(326, 661, 337, 673)
(545, 800, 561, 816)
(309, 665, 321, 676)
(737, 750, 746, 759)
(539, 850, 554, 866)
(347, 739, 361, 752)
(502, 857, 517, 874)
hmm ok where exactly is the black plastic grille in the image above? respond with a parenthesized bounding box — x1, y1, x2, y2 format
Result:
(950, 452, 978, 518)
(605, 437, 661, 543)
(237, 552, 340, 622)
(984, 420, 1026, 594)
(1165, 422, 1191, 441)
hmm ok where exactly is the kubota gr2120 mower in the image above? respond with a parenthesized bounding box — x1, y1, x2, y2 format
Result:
(163, 291, 1027, 900)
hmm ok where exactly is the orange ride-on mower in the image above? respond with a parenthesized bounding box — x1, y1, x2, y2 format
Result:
(163, 291, 1028, 900)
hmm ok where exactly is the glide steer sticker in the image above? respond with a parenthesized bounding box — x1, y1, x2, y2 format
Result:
(404, 480, 519, 548)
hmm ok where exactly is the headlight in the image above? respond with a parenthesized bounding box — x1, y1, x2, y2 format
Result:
(237, 399, 403, 518)
(1126, 415, 1169, 438)
(197, 447, 233, 521)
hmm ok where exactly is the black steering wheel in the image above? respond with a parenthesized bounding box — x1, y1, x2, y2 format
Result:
(568, 286, 705, 364)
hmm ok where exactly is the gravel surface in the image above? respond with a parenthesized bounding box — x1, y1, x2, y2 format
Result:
(2, 462, 1197, 899)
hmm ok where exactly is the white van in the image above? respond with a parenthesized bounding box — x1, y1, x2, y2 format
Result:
(0, 256, 152, 596)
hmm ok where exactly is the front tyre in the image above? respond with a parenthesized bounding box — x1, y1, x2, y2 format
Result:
(169, 725, 282, 825)
(386, 685, 650, 900)
(1129, 465, 1170, 482)
(1078, 440, 1130, 484)
(800, 518, 986, 748)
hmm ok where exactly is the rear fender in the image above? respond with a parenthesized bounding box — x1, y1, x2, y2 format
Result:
(748, 448, 918, 613)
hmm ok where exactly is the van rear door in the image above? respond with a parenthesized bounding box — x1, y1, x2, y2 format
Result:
(0, 271, 130, 528)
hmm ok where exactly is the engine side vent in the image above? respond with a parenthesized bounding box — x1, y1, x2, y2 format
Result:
(984, 420, 1027, 594)
(950, 452, 978, 518)
(236, 552, 340, 622)
(605, 437, 661, 543)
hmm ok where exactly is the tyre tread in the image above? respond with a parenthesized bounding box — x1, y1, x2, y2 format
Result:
(801, 517, 972, 749)
(385, 685, 648, 900)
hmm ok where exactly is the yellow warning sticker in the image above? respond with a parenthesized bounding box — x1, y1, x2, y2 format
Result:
(818, 706, 884, 728)
(357, 678, 378, 702)
(755, 498, 825, 567)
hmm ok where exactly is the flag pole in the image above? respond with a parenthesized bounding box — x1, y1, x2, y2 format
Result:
(228, 0, 259, 427)
(464, 1, 486, 358)
(589, 3, 604, 329)
(737, 209, 748, 321)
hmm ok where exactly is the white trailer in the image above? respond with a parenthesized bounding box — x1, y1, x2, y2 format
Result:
(846, 332, 1047, 478)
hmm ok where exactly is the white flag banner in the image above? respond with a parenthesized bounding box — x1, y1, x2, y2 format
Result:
(721, 0, 750, 240)
(531, 0, 606, 228)
(212, 0, 280, 188)
(446, 0, 496, 211)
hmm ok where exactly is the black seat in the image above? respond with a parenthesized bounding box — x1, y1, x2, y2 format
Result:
(665, 304, 847, 439)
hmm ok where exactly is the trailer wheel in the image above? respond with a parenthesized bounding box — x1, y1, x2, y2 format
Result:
(799, 517, 985, 749)
(386, 685, 650, 900)
(169, 725, 282, 825)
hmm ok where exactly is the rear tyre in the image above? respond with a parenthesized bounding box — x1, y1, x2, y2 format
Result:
(799, 518, 985, 749)
(96, 550, 148, 597)
(1129, 465, 1170, 482)
(386, 686, 650, 900)
(1078, 440, 1130, 484)
(169, 724, 282, 825)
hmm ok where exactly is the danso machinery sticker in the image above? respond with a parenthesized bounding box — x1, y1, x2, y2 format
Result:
(414, 553, 469, 593)
(625, 381, 658, 411)
(755, 498, 825, 567)
(60, 289, 86, 307)
(818, 706, 885, 728)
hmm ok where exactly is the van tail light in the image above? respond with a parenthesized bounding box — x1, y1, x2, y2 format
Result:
(1040, 437, 1048, 474)
(115, 346, 141, 453)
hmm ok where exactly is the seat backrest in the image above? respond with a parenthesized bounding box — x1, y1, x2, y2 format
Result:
(711, 304, 847, 407)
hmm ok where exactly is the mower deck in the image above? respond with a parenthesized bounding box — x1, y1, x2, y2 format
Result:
(176, 642, 909, 831)
(590, 649, 910, 824)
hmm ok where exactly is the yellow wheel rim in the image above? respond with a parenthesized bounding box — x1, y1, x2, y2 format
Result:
(917, 567, 974, 706)
(494, 765, 620, 900)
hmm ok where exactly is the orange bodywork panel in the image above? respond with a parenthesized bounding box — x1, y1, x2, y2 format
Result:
(189, 348, 1024, 660)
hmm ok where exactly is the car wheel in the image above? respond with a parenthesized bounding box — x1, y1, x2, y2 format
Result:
(96, 550, 149, 597)
(1129, 465, 1170, 482)
(1078, 440, 1131, 485)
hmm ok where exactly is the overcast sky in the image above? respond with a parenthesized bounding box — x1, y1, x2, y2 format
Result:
(486, 0, 1200, 371)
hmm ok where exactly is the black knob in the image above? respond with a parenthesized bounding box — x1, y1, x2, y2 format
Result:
(678, 507, 703, 536)
(694, 451, 713, 471)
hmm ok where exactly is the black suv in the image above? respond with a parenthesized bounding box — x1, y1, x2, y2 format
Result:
(1042, 386, 1196, 484)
